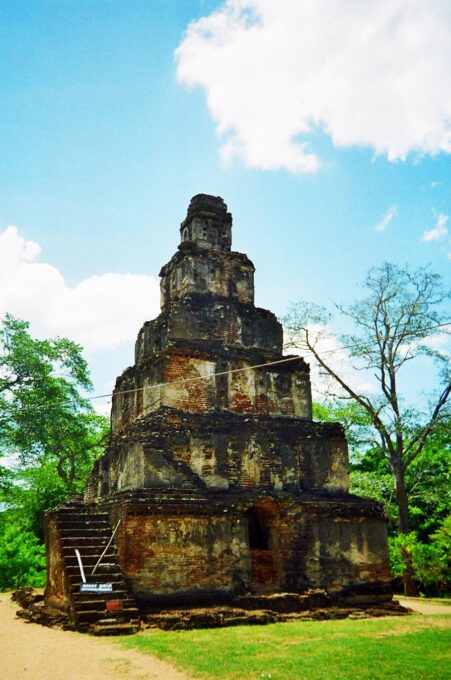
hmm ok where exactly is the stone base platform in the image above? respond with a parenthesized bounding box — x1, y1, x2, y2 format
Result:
(143, 596, 410, 631)
(14, 588, 410, 634)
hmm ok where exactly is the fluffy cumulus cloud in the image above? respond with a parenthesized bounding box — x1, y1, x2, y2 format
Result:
(373, 205, 397, 233)
(0, 226, 160, 354)
(176, 0, 451, 173)
(421, 212, 449, 242)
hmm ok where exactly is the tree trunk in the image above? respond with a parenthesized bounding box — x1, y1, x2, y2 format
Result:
(395, 468, 410, 535)
(395, 467, 418, 597)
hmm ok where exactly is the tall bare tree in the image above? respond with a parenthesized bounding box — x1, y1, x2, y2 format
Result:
(284, 262, 450, 595)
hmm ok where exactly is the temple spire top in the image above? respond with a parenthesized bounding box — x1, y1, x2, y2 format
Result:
(180, 194, 232, 252)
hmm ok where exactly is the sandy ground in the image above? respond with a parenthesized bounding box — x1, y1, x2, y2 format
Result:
(398, 597, 451, 615)
(0, 593, 194, 680)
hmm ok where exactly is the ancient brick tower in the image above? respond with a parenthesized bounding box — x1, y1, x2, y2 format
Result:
(46, 195, 392, 621)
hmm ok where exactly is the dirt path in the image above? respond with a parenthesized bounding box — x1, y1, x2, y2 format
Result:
(398, 597, 451, 615)
(0, 593, 194, 680)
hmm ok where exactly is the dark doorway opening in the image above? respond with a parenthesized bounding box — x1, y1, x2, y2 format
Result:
(248, 508, 270, 550)
(246, 504, 280, 593)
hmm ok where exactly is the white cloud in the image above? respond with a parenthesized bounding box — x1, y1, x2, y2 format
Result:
(176, 0, 451, 173)
(0, 226, 160, 354)
(374, 205, 397, 233)
(421, 213, 449, 242)
(286, 324, 378, 400)
(93, 399, 112, 417)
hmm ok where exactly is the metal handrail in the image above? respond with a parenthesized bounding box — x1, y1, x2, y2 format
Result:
(91, 519, 122, 576)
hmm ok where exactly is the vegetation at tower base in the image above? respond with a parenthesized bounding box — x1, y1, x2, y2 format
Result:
(313, 401, 450, 596)
(44, 195, 395, 631)
(0, 314, 108, 590)
(284, 262, 450, 596)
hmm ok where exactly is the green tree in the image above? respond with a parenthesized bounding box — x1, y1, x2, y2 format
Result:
(284, 263, 450, 595)
(0, 314, 108, 493)
(0, 314, 109, 586)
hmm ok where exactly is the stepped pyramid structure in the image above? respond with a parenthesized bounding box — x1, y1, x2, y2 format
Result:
(45, 195, 392, 627)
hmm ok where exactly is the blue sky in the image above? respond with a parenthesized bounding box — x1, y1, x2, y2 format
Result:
(1, 0, 450, 409)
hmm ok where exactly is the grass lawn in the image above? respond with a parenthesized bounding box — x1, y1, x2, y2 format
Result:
(118, 611, 451, 680)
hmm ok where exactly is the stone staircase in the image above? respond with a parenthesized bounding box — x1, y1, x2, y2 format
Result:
(55, 502, 140, 634)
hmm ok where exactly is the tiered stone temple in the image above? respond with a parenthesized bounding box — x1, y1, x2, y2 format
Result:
(46, 195, 392, 620)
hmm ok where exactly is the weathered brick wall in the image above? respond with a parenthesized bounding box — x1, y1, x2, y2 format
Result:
(85, 409, 349, 499)
(97, 494, 391, 606)
(88, 412, 352, 500)
(304, 516, 392, 600)
(246, 501, 391, 600)
(297, 438, 349, 492)
(161, 251, 255, 307)
(111, 353, 311, 435)
(117, 512, 248, 604)
(139, 297, 283, 356)
(179, 195, 232, 252)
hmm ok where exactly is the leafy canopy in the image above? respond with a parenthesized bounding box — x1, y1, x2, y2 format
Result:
(0, 315, 108, 588)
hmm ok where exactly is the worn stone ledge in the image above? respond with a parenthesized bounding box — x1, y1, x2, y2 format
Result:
(143, 600, 410, 631)
(109, 406, 344, 439)
(92, 488, 385, 520)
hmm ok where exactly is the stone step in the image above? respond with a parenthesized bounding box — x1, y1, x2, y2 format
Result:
(75, 608, 140, 625)
(65, 554, 120, 565)
(62, 546, 117, 558)
(73, 589, 131, 602)
(55, 509, 109, 518)
(52, 505, 140, 635)
(61, 538, 112, 548)
(58, 530, 110, 539)
(67, 573, 124, 584)
(88, 620, 140, 636)
(75, 598, 137, 613)
(68, 571, 126, 582)
(67, 570, 122, 579)
(58, 528, 111, 541)
(64, 552, 117, 563)
(67, 567, 123, 583)
(59, 531, 112, 541)
(59, 526, 111, 538)
(57, 516, 110, 524)
(61, 536, 108, 552)
(56, 516, 110, 525)
(57, 516, 111, 525)
(61, 551, 111, 562)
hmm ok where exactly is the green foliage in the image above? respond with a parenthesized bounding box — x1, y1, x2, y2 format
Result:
(315, 397, 450, 594)
(405, 423, 450, 540)
(0, 515, 46, 590)
(313, 400, 374, 460)
(389, 518, 451, 596)
(350, 434, 450, 594)
(0, 314, 107, 488)
(0, 314, 109, 588)
(350, 470, 397, 524)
